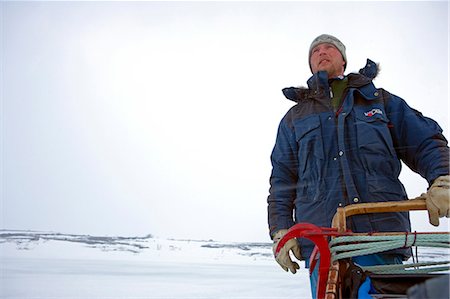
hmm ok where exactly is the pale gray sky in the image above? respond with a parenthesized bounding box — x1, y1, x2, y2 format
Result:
(1, 1, 449, 242)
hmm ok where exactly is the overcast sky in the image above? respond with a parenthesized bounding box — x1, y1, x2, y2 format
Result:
(1, 1, 449, 242)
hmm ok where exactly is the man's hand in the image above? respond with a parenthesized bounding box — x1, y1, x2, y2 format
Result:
(272, 229, 302, 274)
(426, 175, 450, 226)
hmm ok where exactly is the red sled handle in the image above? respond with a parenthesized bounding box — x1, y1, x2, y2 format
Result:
(275, 223, 338, 299)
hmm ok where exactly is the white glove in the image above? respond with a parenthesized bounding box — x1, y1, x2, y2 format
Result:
(272, 229, 302, 274)
(426, 175, 450, 226)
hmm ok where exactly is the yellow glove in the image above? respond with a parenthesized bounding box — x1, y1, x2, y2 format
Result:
(426, 175, 450, 226)
(272, 229, 302, 274)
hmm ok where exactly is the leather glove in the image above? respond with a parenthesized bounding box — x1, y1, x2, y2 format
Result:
(426, 175, 450, 226)
(272, 229, 302, 274)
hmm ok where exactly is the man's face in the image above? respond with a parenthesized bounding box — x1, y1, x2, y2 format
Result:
(310, 43, 345, 78)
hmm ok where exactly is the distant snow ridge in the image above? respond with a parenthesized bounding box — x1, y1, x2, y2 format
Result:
(2, 229, 448, 264)
(0, 230, 274, 262)
(0, 230, 153, 253)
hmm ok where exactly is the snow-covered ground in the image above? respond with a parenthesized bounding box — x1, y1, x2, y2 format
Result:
(0, 230, 310, 299)
(1, 230, 448, 299)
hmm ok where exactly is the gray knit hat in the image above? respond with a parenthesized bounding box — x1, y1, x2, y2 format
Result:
(309, 34, 347, 72)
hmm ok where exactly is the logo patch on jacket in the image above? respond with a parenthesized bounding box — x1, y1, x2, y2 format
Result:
(364, 108, 383, 117)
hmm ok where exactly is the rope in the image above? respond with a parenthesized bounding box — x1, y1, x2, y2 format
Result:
(330, 233, 449, 260)
(361, 261, 450, 274)
(329, 232, 450, 274)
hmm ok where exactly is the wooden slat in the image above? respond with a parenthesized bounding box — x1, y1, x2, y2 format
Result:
(331, 198, 427, 232)
(325, 198, 430, 298)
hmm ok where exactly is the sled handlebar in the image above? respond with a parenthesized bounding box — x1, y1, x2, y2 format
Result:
(331, 197, 427, 232)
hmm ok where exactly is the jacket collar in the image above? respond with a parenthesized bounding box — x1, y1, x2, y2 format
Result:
(282, 58, 379, 102)
(307, 70, 330, 90)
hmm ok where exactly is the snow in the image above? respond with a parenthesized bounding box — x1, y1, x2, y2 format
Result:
(0, 230, 310, 299)
(1, 230, 448, 299)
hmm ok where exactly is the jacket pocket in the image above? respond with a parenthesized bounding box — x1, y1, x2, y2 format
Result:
(293, 115, 324, 180)
(354, 106, 395, 156)
(367, 176, 407, 202)
(356, 177, 410, 234)
(354, 106, 400, 176)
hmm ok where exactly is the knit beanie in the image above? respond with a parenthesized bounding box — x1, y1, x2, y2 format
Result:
(309, 34, 347, 72)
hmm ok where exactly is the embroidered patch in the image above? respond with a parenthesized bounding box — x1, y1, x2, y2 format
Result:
(364, 108, 383, 117)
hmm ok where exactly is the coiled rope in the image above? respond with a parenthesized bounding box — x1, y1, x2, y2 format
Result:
(329, 232, 450, 274)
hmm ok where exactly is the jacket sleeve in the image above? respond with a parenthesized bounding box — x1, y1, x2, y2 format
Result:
(267, 111, 298, 239)
(384, 90, 450, 185)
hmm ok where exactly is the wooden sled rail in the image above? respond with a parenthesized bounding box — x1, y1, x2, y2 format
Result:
(331, 198, 427, 233)
(325, 198, 429, 299)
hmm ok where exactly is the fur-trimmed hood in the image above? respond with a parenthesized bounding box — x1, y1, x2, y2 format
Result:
(282, 59, 379, 102)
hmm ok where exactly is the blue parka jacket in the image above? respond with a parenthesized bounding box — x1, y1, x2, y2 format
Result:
(267, 60, 450, 259)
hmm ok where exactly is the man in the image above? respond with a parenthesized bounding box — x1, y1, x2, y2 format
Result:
(267, 34, 450, 296)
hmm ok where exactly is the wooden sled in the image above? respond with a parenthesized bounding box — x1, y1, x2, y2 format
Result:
(275, 199, 450, 299)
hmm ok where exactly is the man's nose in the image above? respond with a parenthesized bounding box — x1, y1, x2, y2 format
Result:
(318, 48, 327, 55)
